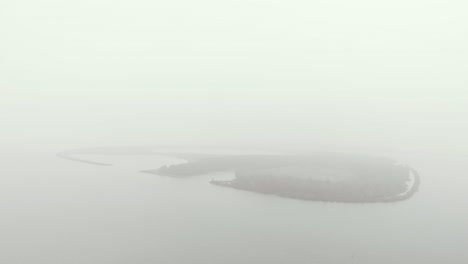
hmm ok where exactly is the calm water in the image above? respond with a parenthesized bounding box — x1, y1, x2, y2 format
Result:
(0, 148, 467, 264)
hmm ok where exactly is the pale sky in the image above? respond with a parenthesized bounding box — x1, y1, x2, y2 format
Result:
(1, 0, 467, 151)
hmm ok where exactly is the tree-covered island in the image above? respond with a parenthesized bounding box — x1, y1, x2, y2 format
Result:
(146, 153, 420, 203)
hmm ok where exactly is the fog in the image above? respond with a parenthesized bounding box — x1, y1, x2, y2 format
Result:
(1, 0, 467, 263)
(2, 0, 468, 150)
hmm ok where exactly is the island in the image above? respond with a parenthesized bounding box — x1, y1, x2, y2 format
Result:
(58, 147, 420, 203)
(144, 152, 420, 203)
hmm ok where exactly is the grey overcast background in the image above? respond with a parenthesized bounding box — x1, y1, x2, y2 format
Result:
(1, 0, 467, 263)
(1, 0, 467, 150)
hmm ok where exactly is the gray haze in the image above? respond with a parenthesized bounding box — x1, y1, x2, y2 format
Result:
(1, 0, 468, 263)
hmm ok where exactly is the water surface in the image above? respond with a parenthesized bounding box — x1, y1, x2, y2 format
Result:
(0, 148, 466, 264)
